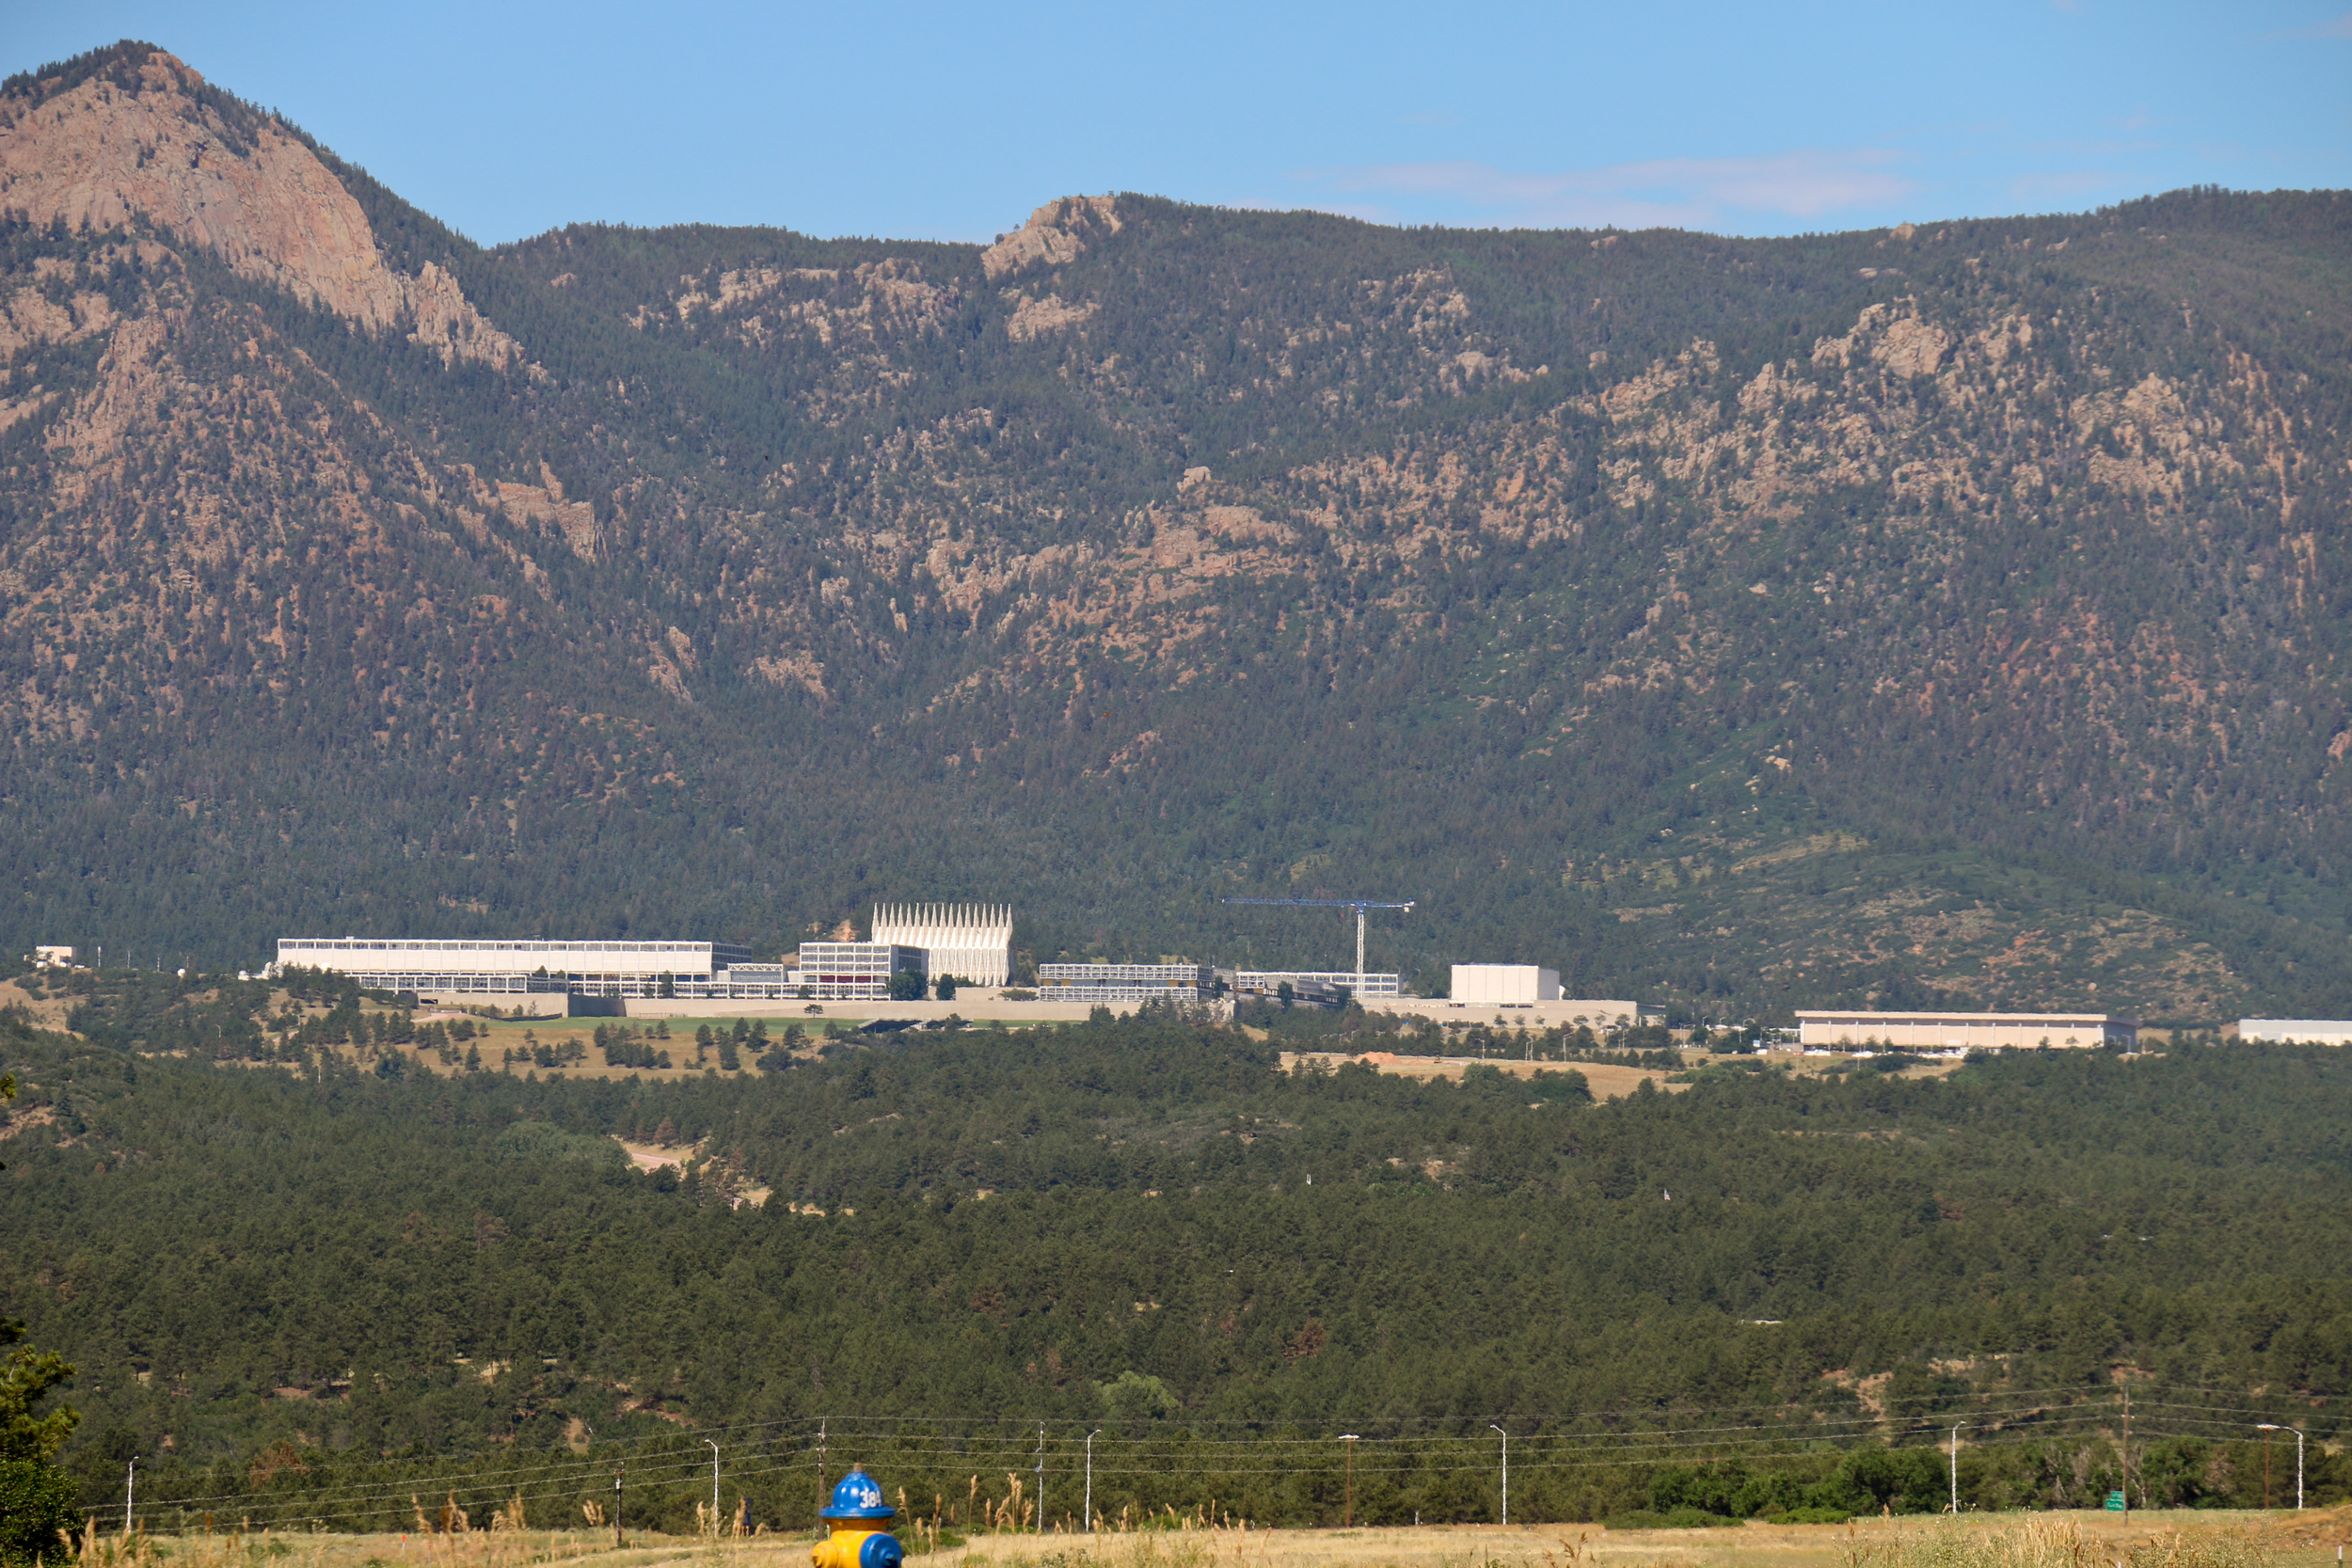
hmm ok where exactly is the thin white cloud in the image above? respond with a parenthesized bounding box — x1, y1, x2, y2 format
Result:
(2263, 8, 2352, 37)
(1295, 148, 1918, 231)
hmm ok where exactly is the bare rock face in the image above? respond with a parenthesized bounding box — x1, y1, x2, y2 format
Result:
(0, 48, 517, 367)
(981, 195, 1121, 281)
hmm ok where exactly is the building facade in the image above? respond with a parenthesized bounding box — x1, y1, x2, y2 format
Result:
(796, 942, 927, 1001)
(1230, 969, 1402, 1000)
(1794, 1011, 2138, 1051)
(870, 904, 1013, 987)
(2238, 1019, 2352, 1044)
(1453, 964, 1562, 1005)
(1038, 962, 1215, 1004)
(275, 938, 752, 998)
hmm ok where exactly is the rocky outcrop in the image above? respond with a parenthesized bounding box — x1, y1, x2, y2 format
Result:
(0, 48, 518, 368)
(492, 465, 602, 561)
(981, 196, 1121, 280)
(1004, 291, 1097, 341)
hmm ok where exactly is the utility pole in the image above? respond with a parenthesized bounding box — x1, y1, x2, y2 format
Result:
(2122, 1388, 2130, 1522)
(1949, 1423, 1967, 1513)
(1085, 1431, 1103, 1532)
(707, 1440, 721, 1530)
(612, 1464, 624, 1549)
(1035, 1424, 1045, 1532)
(1338, 1435, 1359, 1528)
(817, 1421, 829, 1527)
(1489, 1425, 1508, 1528)
(124, 1455, 137, 1535)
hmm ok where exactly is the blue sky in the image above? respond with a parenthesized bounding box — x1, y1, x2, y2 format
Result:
(10, 1, 2348, 245)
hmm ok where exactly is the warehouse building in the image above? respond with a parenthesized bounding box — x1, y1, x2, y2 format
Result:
(1453, 964, 1561, 1005)
(1795, 1010, 2138, 1051)
(871, 904, 1013, 987)
(2238, 1019, 2352, 1044)
(274, 938, 752, 998)
(1038, 962, 1215, 1004)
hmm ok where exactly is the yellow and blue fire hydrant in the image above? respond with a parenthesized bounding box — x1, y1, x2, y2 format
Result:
(813, 1467, 904, 1568)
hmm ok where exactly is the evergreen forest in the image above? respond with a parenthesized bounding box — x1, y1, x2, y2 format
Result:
(3, 988, 2349, 1534)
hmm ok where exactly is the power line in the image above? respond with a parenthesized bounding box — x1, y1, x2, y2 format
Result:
(137, 1388, 2206, 1523)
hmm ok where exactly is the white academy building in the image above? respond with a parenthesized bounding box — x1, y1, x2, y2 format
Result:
(2238, 1019, 2352, 1044)
(869, 904, 1014, 987)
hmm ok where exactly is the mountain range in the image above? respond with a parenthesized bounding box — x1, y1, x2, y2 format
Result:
(4, 40, 2350, 1023)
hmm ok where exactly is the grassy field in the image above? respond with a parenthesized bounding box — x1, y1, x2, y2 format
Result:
(1279, 1049, 1966, 1098)
(63, 1512, 2349, 1568)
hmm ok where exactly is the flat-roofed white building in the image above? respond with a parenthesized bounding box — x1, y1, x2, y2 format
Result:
(1232, 969, 1402, 1000)
(2238, 1019, 2352, 1044)
(1795, 1011, 2137, 1051)
(796, 942, 926, 1001)
(1039, 962, 1214, 1003)
(871, 904, 1012, 987)
(1453, 964, 1561, 1005)
(275, 938, 752, 998)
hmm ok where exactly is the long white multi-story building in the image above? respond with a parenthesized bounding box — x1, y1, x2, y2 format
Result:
(1232, 969, 1402, 999)
(1795, 1010, 2138, 1051)
(1039, 962, 1215, 1003)
(274, 938, 753, 997)
(871, 904, 1013, 987)
(796, 942, 927, 1001)
(2238, 1019, 2352, 1044)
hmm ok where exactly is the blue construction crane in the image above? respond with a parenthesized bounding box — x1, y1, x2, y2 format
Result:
(1221, 897, 1416, 995)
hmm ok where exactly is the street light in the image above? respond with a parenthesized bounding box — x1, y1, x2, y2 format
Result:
(1086, 1430, 1103, 1533)
(706, 1440, 721, 1531)
(2256, 1425, 2305, 1510)
(1339, 1435, 1360, 1528)
(1948, 1423, 1967, 1513)
(1490, 1425, 1509, 1528)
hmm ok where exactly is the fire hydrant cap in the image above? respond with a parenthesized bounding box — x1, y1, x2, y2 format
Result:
(821, 1469, 896, 1520)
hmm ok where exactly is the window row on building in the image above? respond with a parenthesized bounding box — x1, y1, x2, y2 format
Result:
(1230, 970, 1403, 999)
(1037, 963, 1216, 1003)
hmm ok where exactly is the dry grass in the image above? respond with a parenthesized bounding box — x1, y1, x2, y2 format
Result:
(915, 1513, 2302, 1568)
(49, 1514, 2323, 1568)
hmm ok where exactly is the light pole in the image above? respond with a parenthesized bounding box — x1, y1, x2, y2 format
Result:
(1085, 1430, 1103, 1532)
(1948, 1423, 1967, 1513)
(2257, 1425, 2305, 1510)
(707, 1440, 721, 1530)
(1339, 1435, 1359, 1528)
(1490, 1425, 1509, 1528)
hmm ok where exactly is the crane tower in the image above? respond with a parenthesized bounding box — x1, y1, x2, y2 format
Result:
(1221, 896, 1415, 997)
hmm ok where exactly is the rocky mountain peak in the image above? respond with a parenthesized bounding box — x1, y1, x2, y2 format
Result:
(0, 41, 516, 366)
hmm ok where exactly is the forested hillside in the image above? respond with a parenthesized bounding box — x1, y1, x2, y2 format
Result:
(3, 42, 2352, 1020)
(3, 1006, 2348, 1527)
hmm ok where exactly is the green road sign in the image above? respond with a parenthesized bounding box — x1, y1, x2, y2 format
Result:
(2105, 1491, 2126, 1512)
